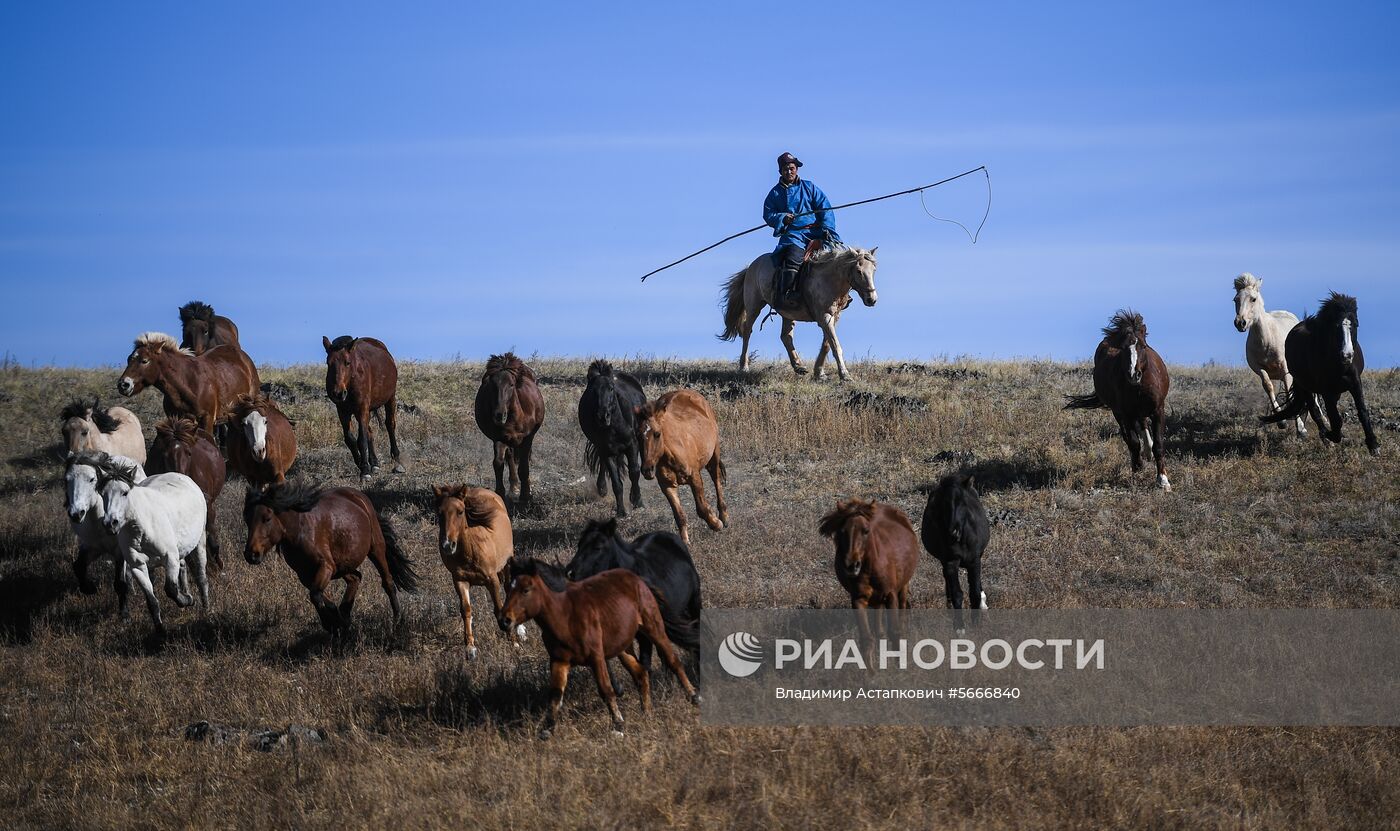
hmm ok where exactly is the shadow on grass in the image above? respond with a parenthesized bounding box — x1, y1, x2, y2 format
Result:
(0, 572, 69, 644)
(962, 459, 1063, 492)
(377, 664, 551, 734)
(1165, 411, 1262, 459)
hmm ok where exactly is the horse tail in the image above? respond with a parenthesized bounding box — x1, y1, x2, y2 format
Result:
(584, 438, 601, 475)
(646, 584, 699, 653)
(1260, 388, 1309, 424)
(1063, 392, 1104, 410)
(717, 270, 748, 341)
(377, 515, 420, 593)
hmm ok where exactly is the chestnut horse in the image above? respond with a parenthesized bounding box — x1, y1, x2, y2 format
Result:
(118, 332, 260, 436)
(147, 417, 227, 572)
(473, 353, 545, 507)
(60, 399, 146, 464)
(498, 557, 700, 737)
(1065, 310, 1172, 491)
(432, 484, 518, 660)
(226, 395, 298, 488)
(819, 498, 919, 657)
(178, 301, 240, 355)
(634, 389, 727, 545)
(323, 336, 404, 479)
(244, 482, 419, 633)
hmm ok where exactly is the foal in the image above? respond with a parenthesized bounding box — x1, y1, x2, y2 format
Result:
(432, 484, 518, 659)
(498, 557, 700, 737)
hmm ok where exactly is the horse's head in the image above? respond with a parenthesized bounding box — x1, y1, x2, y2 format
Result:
(59, 400, 97, 454)
(566, 518, 620, 581)
(482, 354, 523, 427)
(1317, 292, 1360, 364)
(64, 453, 104, 525)
(819, 499, 877, 579)
(120, 333, 185, 397)
(432, 484, 472, 557)
(100, 477, 134, 536)
(1232, 273, 1263, 332)
(1104, 311, 1148, 386)
(323, 336, 356, 403)
(498, 557, 565, 633)
(850, 246, 879, 307)
(179, 301, 217, 355)
(242, 490, 285, 565)
(239, 404, 269, 461)
(934, 472, 979, 542)
(633, 402, 666, 479)
(586, 361, 620, 429)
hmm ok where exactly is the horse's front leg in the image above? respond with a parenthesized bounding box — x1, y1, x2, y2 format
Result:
(1150, 409, 1170, 490)
(1282, 372, 1307, 437)
(660, 479, 690, 546)
(163, 549, 194, 608)
(113, 554, 131, 621)
(127, 559, 164, 635)
(541, 660, 570, 739)
(361, 404, 379, 473)
(780, 317, 807, 375)
(1348, 378, 1381, 456)
(72, 544, 100, 595)
(606, 454, 626, 518)
(305, 558, 341, 632)
(590, 653, 625, 735)
(1116, 413, 1145, 472)
(191, 535, 210, 609)
(1321, 392, 1344, 445)
(337, 407, 363, 474)
(626, 443, 644, 509)
(688, 472, 723, 533)
(491, 441, 508, 500)
(815, 310, 850, 381)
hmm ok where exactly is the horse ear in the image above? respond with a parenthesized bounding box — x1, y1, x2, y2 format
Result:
(322, 336, 332, 353)
(963, 472, 977, 490)
(431, 485, 446, 500)
(870, 246, 877, 255)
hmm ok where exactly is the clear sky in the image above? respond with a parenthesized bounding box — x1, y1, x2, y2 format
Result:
(3, 2, 1398, 368)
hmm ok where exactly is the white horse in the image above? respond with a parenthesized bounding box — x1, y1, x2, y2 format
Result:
(65, 451, 146, 618)
(61, 399, 147, 464)
(719, 245, 879, 381)
(1232, 273, 1306, 436)
(100, 456, 210, 635)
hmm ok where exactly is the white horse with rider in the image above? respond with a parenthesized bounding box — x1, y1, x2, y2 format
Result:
(1232, 272, 1305, 436)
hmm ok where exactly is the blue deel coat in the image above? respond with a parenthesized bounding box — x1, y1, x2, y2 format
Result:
(763, 178, 842, 250)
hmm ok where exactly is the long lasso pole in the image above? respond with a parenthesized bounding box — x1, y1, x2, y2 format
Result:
(640, 165, 986, 281)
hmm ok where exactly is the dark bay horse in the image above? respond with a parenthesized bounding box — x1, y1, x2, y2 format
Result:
(577, 360, 646, 517)
(498, 557, 700, 737)
(1261, 293, 1379, 455)
(819, 498, 919, 659)
(118, 332, 260, 436)
(226, 395, 298, 488)
(147, 417, 228, 572)
(1065, 310, 1172, 491)
(634, 389, 727, 545)
(178, 301, 240, 355)
(323, 336, 404, 479)
(473, 353, 545, 507)
(921, 472, 990, 630)
(244, 482, 418, 633)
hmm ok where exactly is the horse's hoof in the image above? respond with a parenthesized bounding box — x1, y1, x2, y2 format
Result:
(177, 593, 194, 608)
(838, 373, 851, 382)
(1157, 475, 1172, 491)
(1370, 445, 1381, 458)
(391, 463, 405, 474)
(690, 693, 703, 707)
(610, 728, 625, 738)
(466, 645, 478, 661)
(793, 365, 808, 376)
(360, 474, 372, 482)
(537, 728, 553, 741)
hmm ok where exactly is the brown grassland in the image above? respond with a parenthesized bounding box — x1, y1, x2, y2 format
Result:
(1, 355, 1397, 829)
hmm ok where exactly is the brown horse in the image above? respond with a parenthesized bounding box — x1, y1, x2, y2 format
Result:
(819, 498, 919, 656)
(432, 484, 515, 660)
(497, 557, 700, 737)
(634, 389, 727, 545)
(226, 395, 298, 488)
(118, 332, 260, 435)
(473, 353, 545, 507)
(147, 417, 228, 572)
(323, 336, 404, 479)
(178, 301, 240, 355)
(243, 482, 418, 632)
(1065, 310, 1172, 490)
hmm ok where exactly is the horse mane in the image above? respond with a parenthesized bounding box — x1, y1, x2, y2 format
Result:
(231, 394, 275, 420)
(327, 335, 357, 352)
(818, 498, 876, 537)
(59, 401, 89, 422)
(1233, 273, 1261, 292)
(1314, 292, 1358, 324)
(135, 331, 195, 356)
(484, 352, 535, 382)
(154, 416, 204, 445)
(807, 245, 864, 266)
(178, 301, 216, 324)
(509, 556, 568, 592)
(66, 450, 140, 485)
(1102, 310, 1147, 341)
(586, 359, 613, 381)
(248, 480, 324, 513)
(436, 485, 503, 526)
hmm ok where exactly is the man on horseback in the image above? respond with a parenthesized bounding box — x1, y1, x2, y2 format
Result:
(764, 152, 842, 306)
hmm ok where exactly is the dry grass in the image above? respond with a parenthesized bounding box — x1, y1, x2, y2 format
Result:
(1, 356, 1397, 829)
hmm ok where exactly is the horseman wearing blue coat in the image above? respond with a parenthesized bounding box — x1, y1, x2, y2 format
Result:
(764, 151, 842, 305)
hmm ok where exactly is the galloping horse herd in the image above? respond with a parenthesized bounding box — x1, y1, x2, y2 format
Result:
(56, 272, 1380, 735)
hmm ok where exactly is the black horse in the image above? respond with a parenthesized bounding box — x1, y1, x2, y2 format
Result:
(921, 472, 990, 630)
(1261, 292, 1379, 456)
(566, 518, 700, 658)
(577, 360, 647, 517)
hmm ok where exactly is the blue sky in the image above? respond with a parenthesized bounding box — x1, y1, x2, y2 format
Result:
(3, 2, 1398, 368)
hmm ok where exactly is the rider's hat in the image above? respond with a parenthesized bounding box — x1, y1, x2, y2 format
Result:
(777, 152, 803, 169)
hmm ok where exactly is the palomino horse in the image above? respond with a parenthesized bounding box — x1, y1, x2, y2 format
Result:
(578, 359, 647, 517)
(65, 451, 146, 618)
(147, 418, 227, 573)
(634, 389, 727, 545)
(1065, 310, 1172, 490)
(819, 498, 919, 659)
(100, 456, 210, 636)
(1233, 273, 1305, 436)
(719, 245, 879, 380)
(178, 301, 240, 355)
(474, 353, 546, 507)
(498, 557, 701, 738)
(244, 482, 419, 633)
(921, 472, 990, 630)
(323, 336, 404, 479)
(1261, 293, 1380, 455)
(118, 332, 260, 436)
(60, 399, 146, 464)
(432, 484, 519, 660)
(226, 395, 298, 488)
